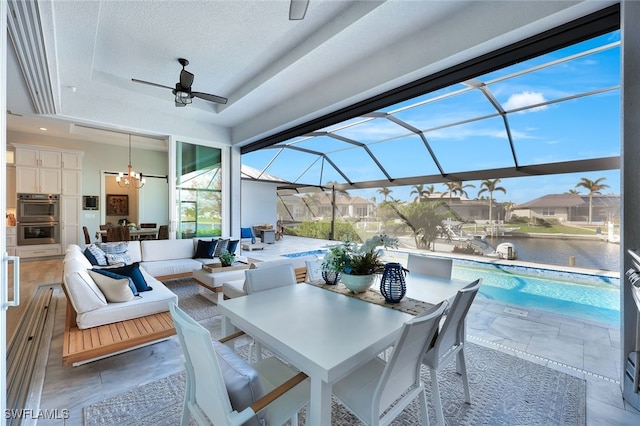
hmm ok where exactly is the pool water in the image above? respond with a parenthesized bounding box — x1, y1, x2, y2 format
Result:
(452, 260, 620, 326)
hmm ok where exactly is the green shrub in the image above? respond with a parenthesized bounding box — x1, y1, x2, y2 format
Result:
(292, 221, 361, 242)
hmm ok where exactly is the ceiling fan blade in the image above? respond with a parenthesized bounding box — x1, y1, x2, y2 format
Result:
(289, 0, 309, 20)
(180, 69, 195, 90)
(192, 92, 228, 105)
(131, 78, 174, 90)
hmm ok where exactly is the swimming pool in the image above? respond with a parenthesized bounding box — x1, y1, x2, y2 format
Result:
(284, 249, 621, 326)
(452, 260, 620, 326)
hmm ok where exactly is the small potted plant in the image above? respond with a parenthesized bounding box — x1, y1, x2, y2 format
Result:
(322, 234, 398, 292)
(219, 250, 236, 267)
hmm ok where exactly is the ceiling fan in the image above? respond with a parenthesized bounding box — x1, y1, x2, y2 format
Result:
(132, 58, 228, 107)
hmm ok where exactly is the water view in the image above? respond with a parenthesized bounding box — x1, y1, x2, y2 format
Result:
(485, 237, 620, 271)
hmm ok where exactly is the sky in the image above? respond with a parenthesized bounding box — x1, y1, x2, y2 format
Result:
(243, 30, 621, 206)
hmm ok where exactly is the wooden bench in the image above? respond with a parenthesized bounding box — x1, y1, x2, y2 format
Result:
(61, 288, 175, 366)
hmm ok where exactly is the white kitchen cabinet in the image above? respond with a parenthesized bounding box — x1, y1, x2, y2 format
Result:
(61, 152, 82, 170)
(61, 196, 81, 247)
(16, 166, 61, 194)
(62, 169, 82, 196)
(16, 244, 62, 258)
(6, 226, 17, 256)
(15, 146, 61, 168)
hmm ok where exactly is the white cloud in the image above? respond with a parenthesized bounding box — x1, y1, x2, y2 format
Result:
(503, 91, 548, 113)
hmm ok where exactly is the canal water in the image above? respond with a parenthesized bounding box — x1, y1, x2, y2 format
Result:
(486, 236, 620, 271)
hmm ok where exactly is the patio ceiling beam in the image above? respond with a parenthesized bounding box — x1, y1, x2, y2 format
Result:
(314, 132, 394, 182)
(465, 79, 520, 168)
(323, 156, 619, 191)
(269, 144, 353, 185)
(371, 113, 447, 176)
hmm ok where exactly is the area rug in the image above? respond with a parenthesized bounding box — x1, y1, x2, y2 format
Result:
(163, 278, 219, 321)
(84, 342, 586, 425)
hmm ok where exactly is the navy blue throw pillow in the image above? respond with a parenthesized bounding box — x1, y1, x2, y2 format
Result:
(227, 239, 239, 254)
(90, 269, 139, 296)
(194, 239, 217, 259)
(103, 263, 152, 292)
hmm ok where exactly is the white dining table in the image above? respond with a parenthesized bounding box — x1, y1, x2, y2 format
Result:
(97, 228, 157, 240)
(218, 284, 414, 426)
(403, 273, 471, 304)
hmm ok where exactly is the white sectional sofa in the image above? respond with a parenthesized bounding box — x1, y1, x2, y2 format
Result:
(61, 237, 236, 365)
(63, 245, 178, 329)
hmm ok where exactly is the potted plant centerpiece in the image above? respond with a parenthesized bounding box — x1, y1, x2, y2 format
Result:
(323, 234, 398, 293)
(219, 250, 236, 267)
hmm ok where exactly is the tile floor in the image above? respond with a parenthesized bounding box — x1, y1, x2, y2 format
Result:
(34, 236, 640, 424)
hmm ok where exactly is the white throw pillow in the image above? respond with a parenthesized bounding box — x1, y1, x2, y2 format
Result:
(88, 270, 136, 303)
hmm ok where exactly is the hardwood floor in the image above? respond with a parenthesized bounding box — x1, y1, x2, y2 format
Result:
(6, 257, 63, 345)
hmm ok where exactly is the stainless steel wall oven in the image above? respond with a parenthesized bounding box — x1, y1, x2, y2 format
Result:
(17, 193, 60, 245)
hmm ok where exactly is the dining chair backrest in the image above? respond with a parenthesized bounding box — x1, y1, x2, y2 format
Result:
(244, 264, 297, 294)
(425, 279, 481, 366)
(158, 225, 169, 240)
(170, 302, 241, 425)
(106, 226, 130, 242)
(375, 301, 447, 415)
(406, 254, 453, 279)
(82, 226, 91, 245)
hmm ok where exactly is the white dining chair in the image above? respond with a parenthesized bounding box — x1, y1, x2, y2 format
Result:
(244, 264, 297, 363)
(422, 279, 481, 425)
(406, 254, 453, 279)
(332, 301, 447, 426)
(169, 302, 310, 426)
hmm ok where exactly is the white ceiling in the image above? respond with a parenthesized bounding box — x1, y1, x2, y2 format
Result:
(6, 0, 614, 150)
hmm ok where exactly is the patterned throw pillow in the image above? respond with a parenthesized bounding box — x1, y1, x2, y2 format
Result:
(84, 244, 107, 266)
(105, 252, 133, 265)
(214, 239, 229, 257)
(100, 242, 129, 254)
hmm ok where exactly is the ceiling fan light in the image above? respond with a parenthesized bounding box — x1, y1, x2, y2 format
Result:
(175, 91, 192, 104)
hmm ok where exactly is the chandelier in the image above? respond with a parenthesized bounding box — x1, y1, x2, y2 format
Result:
(116, 134, 146, 189)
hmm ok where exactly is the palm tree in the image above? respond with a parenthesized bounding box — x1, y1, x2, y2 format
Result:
(377, 187, 392, 201)
(478, 179, 507, 236)
(575, 177, 609, 224)
(410, 184, 427, 202)
(453, 181, 475, 199)
(441, 181, 474, 217)
(566, 189, 580, 194)
(425, 184, 435, 197)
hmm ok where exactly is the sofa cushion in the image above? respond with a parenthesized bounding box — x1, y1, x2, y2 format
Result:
(84, 244, 107, 266)
(64, 261, 108, 314)
(141, 239, 195, 262)
(88, 270, 136, 302)
(139, 259, 203, 278)
(193, 239, 217, 259)
(102, 263, 152, 292)
(222, 279, 246, 299)
(211, 340, 266, 426)
(90, 269, 139, 296)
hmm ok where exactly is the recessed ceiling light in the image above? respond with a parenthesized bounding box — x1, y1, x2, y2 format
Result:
(39, 127, 47, 131)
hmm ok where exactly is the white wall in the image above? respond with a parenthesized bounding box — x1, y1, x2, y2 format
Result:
(241, 180, 279, 229)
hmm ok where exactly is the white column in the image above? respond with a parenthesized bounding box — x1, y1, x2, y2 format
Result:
(621, 0, 640, 410)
